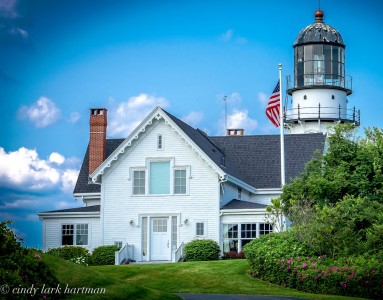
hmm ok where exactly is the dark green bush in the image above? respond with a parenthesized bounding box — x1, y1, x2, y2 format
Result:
(243, 230, 315, 280)
(184, 239, 220, 261)
(91, 245, 119, 265)
(47, 245, 90, 265)
(0, 220, 62, 299)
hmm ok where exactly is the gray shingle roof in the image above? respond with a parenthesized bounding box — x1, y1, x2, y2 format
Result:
(73, 109, 325, 194)
(73, 139, 124, 194)
(221, 200, 268, 210)
(40, 205, 100, 214)
(210, 133, 325, 188)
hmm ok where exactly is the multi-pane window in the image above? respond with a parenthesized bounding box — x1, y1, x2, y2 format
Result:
(174, 169, 187, 194)
(133, 170, 145, 195)
(241, 223, 256, 249)
(150, 161, 170, 194)
(223, 224, 238, 252)
(196, 222, 205, 236)
(114, 241, 123, 249)
(76, 224, 88, 245)
(259, 223, 273, 235)
(62, 224, 74, 245)
(223, 223, 273, 252)
(62, 224, 88, 246)
(132, 162, 189, 195)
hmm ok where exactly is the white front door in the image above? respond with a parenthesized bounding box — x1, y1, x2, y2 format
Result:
(150, 217, 170, 260)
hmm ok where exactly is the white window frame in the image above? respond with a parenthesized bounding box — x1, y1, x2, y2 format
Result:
(195, 220, 207, 237)
(173, 166, 190, 195)
(131, 168, 146, 196)
(130, 159, 190, 196)
(222, 222, 274, 252)
(61, 223, 89, 246)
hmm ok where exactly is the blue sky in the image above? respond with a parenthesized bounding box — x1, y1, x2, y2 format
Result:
(1, 0, 383, 248)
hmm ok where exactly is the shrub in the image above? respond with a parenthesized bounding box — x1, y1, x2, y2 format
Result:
(47, 245, 90, 265)
(184, 239, 220, 261)
(222, 251, 245, 260)
(244, 230, 383, 299)
(0, 220, 62, 299)
(243, 230, 315, 280)
(91, 245, 119, 265)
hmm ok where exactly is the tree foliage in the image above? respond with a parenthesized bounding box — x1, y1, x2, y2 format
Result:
(279, 125, 383, 257)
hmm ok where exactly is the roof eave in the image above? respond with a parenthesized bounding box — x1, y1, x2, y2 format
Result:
(220, 208, 268, 215)
(225, 175, 257, 194)
(38, 212, 100, 219)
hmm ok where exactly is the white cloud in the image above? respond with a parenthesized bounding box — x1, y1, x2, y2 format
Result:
(220, 29, 247, 44)
(0, 147, 79, 193)
(0, 0, 19, 19)
(227, 109, 258, 132)
(258, 92, 269, 108)
(68, 111, 80, 123)
(49, 152, 65, 165)
(0, 199, 37, 209)
(220, 29, 233, 42)
(61, 169, 79, 194)
(18, 97, 60, 128)
(108, 93, 170, 138)
(181, 111, 204, 127)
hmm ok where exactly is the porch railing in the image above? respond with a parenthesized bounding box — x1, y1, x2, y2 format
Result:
(115, 243, 134, 265)
(172, 242, 184, 262)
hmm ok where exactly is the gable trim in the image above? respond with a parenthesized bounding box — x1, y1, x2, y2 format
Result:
(89, 107, 226, 183)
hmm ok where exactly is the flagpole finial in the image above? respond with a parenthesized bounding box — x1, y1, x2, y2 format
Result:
(279, 63, 282, 70)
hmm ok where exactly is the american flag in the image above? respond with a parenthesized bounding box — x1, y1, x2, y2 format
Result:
(266, 80, 281, 127)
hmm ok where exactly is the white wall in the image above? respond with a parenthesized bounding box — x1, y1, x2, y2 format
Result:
(42, 217, 101, 252)
(101, 119, 220, 260)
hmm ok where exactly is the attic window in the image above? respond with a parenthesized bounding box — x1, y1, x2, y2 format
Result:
(157, 134, 163, 150)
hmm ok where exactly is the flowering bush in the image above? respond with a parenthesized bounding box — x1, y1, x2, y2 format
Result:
(244, 230, 383, 299)
(0, 220, 62, 299)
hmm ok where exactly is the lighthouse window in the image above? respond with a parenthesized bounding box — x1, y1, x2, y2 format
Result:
(332, 95, 335, 100)
(303, 95, 307, 100)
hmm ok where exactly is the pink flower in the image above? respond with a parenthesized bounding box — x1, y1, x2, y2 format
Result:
(34, 253, 41, 261)
(347, 275, 353, 279)
(365, 280, 369, 285)
(302, 263, 308, 268)
(287, 266, 291, 270)
(341, 283, 347, 288)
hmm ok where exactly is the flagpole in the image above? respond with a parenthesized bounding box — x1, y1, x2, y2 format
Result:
(279, 63, 285, 187)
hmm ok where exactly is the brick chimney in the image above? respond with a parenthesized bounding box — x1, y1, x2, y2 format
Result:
(89, 108, 107, 174)
(226, 129, 244, 136)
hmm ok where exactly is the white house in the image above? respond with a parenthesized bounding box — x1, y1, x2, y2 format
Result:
(39, 106, 325, 263)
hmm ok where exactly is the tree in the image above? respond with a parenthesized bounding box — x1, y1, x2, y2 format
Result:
(278, 125, 383, 257)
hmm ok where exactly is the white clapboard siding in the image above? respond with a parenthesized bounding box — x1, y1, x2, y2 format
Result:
(101, 119, 220, 260)
(249, 192, 280, 206)
(43, 218, 101, 252)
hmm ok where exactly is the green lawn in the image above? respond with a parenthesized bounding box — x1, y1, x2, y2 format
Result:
(43, 254, 365, 300)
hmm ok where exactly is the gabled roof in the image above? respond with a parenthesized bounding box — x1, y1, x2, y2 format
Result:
(210, 133, 325, 188)
(73, 107, 326, 194)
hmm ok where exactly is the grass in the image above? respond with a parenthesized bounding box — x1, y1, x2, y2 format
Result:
(42, 254, 366, 300)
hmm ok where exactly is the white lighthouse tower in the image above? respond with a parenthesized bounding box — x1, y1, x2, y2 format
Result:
(285, 9, 360, 134)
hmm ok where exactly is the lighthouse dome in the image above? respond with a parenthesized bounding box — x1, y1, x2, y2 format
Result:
(294, 10, 344, 47)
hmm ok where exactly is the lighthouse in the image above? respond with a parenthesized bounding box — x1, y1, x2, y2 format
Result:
(285, 9, 360, 134)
